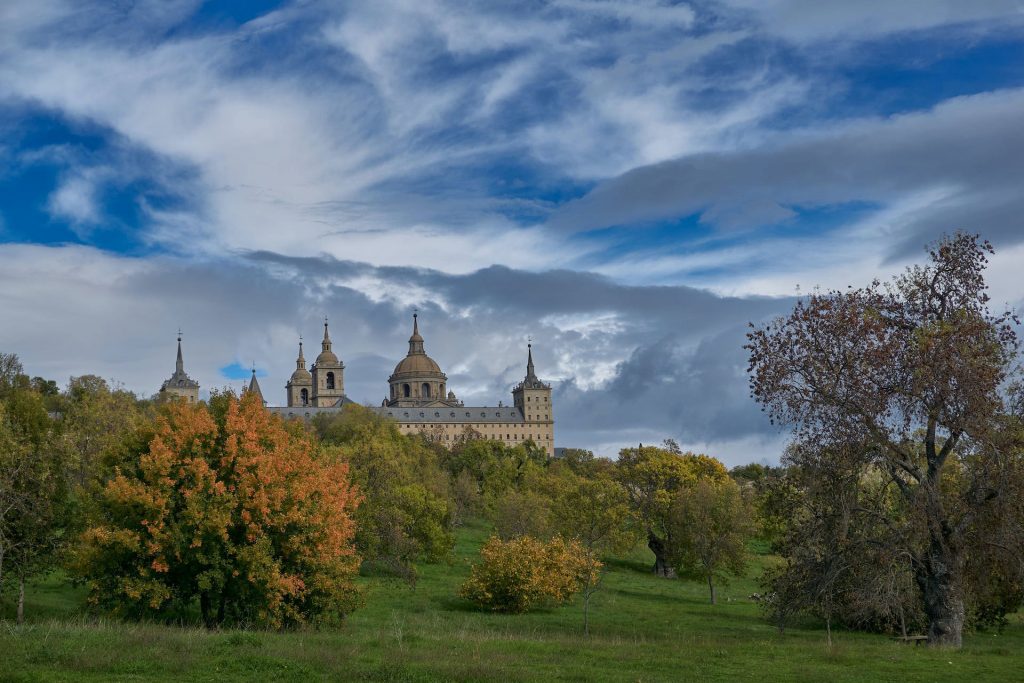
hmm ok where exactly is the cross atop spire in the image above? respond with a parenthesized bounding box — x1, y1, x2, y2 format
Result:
(175, 329, 184, 373)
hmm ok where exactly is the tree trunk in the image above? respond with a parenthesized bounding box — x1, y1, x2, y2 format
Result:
(217, 590, 227, 627)
(917, 536, 964, 648)
(583, 592, 591, 636)
(648, 534, 675, 578)
(707, 575, 716, 605)
(200, 591, 213, 629)
(825, 611, 832, 648)
(17, 577, 25, 625)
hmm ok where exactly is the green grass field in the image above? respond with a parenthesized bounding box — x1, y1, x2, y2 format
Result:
(2, 520, 1021, 682)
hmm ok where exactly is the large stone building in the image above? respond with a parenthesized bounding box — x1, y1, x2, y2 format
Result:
(268, 314, 555, 456)
(159, 333, 199, 403)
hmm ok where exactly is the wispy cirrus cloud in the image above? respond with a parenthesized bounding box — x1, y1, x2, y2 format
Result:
(1, 0, 1023, 461)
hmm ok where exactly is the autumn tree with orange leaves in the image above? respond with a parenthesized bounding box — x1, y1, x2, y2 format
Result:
(73, 391, 361, 628)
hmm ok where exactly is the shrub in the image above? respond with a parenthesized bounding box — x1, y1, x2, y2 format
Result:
(460, 535, 599, 613)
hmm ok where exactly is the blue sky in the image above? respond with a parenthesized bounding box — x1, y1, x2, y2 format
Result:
(1, 0, 1023, 463)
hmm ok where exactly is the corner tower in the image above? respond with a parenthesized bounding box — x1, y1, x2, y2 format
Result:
(159, 332, 200, 403)
(245, 367, 266, 406)
(512, 343, 554, 456)
(310, 319, 345, 407)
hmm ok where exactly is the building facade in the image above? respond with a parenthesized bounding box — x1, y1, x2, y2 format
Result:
(269, 314, 555, 456)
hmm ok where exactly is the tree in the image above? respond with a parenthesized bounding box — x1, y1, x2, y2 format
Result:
(459, 535, 599, 614)
(314, 405, 453, 584)
(747, 233, 1020, 647)
(616, 445, 729, 576)
(492, 488, 552, 541)
(0, 353, 25, 398)
(550, 474, 637, 634)
(0, 384, 69, 624)
(61, 375, 147, 490)
(669, 477, 753, 605)
(75, 392, 361, 628)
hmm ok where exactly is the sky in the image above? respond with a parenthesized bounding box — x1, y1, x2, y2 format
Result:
(1, 0, 1023, 465)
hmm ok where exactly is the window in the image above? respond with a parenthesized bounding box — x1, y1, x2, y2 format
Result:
(419, 412, 425, 417)
(422, 383, 431, 398)
(434, 412, 440, 417)
(326, 372, 335, 390)
(403, 383, 411, 398)
(300, 388, 309, 405)
(527, 396, 531, 402)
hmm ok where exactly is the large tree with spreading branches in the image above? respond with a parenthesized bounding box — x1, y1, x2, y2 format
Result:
(746, 233, 1020, 647)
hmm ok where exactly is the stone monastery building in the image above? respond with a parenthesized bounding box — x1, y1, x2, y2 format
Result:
(162, 314, 555, 456)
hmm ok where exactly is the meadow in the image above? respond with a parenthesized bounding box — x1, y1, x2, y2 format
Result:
(2, 519, 1021, 682)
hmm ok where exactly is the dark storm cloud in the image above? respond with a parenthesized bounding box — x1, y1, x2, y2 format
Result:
(551, 89, 1024, 257)
(244, 249, 793, 456)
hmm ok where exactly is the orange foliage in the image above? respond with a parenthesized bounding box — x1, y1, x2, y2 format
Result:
(75, 392, 361, 628)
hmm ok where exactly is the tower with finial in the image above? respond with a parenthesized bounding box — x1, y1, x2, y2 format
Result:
(286, 336, 313, 407)
(512, 338, 554, 455)
(310, 317, 346, 406)
(159, 330, 200, 403)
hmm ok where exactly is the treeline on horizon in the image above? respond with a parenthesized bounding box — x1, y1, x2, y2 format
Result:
(0, 233, 1022, 650)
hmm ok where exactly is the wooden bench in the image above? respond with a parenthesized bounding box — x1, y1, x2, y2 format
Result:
(892, 635, 928, 646)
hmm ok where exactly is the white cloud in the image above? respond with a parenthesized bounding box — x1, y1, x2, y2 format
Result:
(721, 0, 1024, 41)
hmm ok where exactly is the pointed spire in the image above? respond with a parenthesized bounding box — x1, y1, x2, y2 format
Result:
(322, 317, 332, 352)
(247, 366, 264, 404)
(408, 311, 425, 355)
(296, 337, 306, 371)
(526, 342, 537, 381)
(175, 329, 184, 373)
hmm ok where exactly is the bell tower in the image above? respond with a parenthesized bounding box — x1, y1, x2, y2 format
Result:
(512, 342, 554, 456)
(310, 318, 345, 407)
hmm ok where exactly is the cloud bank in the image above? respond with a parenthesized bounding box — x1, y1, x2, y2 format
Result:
(1, 0, 1022, 464)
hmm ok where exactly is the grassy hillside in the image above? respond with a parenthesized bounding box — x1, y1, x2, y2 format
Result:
(2, 520, 1021, 682)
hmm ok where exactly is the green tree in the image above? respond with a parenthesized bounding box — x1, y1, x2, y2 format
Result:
(61, 375, 147, 490)
(0, 383, 70, 624)
(669, 477, 753, 605)
(616, 445, 729, 576)
(315, 405, 453, 583)
(550, 474, 637, 633)
(492, 488, 552, 540)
